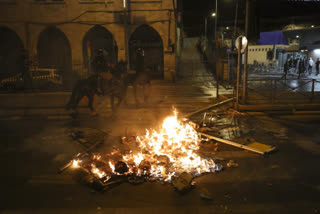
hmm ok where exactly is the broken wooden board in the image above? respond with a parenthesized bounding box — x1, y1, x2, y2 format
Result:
(199, 132, 276, 155)
(183, 98, 235, 119)
(246, 142, 276, 154)
(70, 128, 108, 152)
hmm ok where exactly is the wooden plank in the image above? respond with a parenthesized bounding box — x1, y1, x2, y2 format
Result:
(183, 97, 235, 119)
(198, 132, 276, 155)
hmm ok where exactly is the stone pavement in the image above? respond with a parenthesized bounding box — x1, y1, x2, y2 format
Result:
(0, 80, 232, 121)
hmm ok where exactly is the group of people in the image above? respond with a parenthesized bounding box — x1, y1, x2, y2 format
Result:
(283, 56, 320, 79)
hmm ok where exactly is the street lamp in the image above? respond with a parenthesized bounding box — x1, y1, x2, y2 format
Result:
(204, 12, 216, 39)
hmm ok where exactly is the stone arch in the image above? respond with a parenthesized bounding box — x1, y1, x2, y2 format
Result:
(37, 26, 72, 90)
(82, 25, 118, 72)
(129, 24, 164, 79)
(0, 26, 24, 79)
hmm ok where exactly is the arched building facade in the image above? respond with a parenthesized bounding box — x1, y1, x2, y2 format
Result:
(0, 0, 180, 90)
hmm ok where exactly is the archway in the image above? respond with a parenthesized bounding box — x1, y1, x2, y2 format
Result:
(82, 25, 118, 72)
(129, 25, 164, 79)
(37, 27, 72, 90)
(0, 27, 24, 79)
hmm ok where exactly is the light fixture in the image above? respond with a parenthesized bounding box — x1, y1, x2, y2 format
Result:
(226, 26, 229, 30)
(211, 12, 216, 17)
(311, 25, 315, 28)
(314, 49, 320, 54)
(296, 35, 300, 38)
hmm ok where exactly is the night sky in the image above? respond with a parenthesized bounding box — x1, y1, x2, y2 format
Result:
(182, 0, 320, 37)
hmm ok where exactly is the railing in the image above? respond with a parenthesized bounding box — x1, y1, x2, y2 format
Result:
(246, 77, 320, 104)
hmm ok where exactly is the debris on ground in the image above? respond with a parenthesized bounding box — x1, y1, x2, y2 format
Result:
(172, 172, 194, 192)
(199, 187, 213, 200)
(69, 128, 107, 151)
(59, 103, 279, 194)
(227, 160, 239, 168)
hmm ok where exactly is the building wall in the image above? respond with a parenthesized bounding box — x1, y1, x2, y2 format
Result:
(248, 44, 289, 65)
(0, 0, 177, 82)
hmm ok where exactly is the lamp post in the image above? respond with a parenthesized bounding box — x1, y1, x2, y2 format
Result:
(214, 0, 218, 43)
(123, 0, 129, 72)
(204, 12, 216, 39)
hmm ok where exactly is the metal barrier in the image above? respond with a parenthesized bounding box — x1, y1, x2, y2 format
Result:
(246, 77, 320, 104)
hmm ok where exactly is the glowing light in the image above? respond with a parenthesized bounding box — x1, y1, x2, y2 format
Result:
(72, 159, 81, 168)
(313, 49, 320, 55)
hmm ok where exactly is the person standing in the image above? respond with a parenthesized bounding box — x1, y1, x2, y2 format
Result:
(283, 60, 288, 80)
(308, 57, 314, 75)
(298, 59, 304, 79)
(316, 58, 320, 76)
(21, 49, 32, 91)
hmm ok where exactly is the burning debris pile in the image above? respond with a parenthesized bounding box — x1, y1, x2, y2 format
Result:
(66, 110, 223, 191)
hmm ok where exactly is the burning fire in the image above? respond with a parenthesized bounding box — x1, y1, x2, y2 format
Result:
(72, 110, 221, 182)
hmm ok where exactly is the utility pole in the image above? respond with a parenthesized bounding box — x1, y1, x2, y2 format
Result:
(236, 37, 242, 110)
(242, 0, 249, 104)
(215, 0, 219, 99)
(124, 0, 130, 71)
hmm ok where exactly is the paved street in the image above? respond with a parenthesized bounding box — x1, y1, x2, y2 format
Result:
(0, 80, 320, 213)
(0, 38, 320, 214)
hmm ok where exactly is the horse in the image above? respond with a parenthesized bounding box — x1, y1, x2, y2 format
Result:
(123, 68, 151, 106)
(65, 61, 128, 118)
(65, 73, 106, 117)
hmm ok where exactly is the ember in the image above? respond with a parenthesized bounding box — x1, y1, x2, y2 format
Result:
(69, 110, 222, 189)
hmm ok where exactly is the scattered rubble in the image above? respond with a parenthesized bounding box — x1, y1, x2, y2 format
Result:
(227, 160, 239, 168)
(172, 172, 194, 192)
(60, 102, 279, 194)
(199, 187, 213, 200)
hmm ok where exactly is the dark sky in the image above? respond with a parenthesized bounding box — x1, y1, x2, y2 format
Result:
(182, 0, 320, 37)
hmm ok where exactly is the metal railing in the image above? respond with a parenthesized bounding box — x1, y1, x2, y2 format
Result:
(246, 77, 320, 104)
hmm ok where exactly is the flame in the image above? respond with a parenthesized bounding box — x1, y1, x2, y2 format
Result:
(71, 110, 220, 182)
(109, 161, 115, 173)
(91, 164, 106, 178)
(72, 159, 81, 168)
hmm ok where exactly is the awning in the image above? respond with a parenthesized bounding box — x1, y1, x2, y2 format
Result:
(258, 31, 289, 45)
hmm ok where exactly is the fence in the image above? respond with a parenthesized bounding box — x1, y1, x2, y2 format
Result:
(246, 77, 320, 104)
(0, 64, 89, 92)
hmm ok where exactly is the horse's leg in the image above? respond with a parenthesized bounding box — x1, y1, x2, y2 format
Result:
(66, 88, 77, 110)
(134, 84, 140, 107)
(69, 92, 83, 118)
(143, 83, 151, 103)
(88, 94, 97, 116)
(123, 85, 129, 105)
(110, 94, 115, 112)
